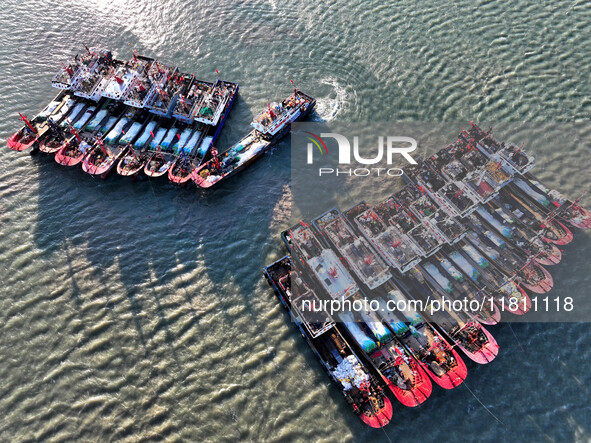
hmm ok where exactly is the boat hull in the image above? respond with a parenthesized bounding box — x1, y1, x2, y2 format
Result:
(144, 153, 174, 177)
(192, 136, 277, 188)
(384, 359, 432, 407)
(535, 243, 562, 266)
(359, 397, 393, 428)
(455, 323, 499, 365)
(55, 145, 85, 166)
(520, 263, 553, 294)
(476, 301, 501, 325)
(116, 154, 147, 176)
(7, 131, 37, 151)
(421, 348, 467, 390)
(83, 147, 126, 176)
(168, 159, 195, 184)
(564, 205, 591, 230)
(497, 284, 532, 315)
(38, 134, 67, 154)
(546, 221, 574, 245)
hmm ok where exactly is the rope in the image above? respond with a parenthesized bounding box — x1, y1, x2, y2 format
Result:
(463, 382, 505, 426)
(367, 393, 393, 443)
(508, 323, 525, 353)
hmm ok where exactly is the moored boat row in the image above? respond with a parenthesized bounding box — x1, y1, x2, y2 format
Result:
(7, 48, 316, 188)
(264, 123, 590, 427)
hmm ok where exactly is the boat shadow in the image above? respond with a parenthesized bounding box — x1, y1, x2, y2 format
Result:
(29, 95, 298, 361)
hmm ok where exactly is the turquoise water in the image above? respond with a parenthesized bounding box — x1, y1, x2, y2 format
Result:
(1, 0, 591, 441)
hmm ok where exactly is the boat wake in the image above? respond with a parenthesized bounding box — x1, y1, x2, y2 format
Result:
(310, 77, 356, 122)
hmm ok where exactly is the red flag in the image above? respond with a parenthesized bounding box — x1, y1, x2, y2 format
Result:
(62, 63, 74, 76)
(149, 131, 155, 139)
(210, 146, 221, 168)
(18, 113, 37, 133)
(68, 125, 81, 142)
(215, 69, 219, 75)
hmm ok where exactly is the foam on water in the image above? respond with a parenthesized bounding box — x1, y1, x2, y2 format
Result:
(311, 78, 357, 122)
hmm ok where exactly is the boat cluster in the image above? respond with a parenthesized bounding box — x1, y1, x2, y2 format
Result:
(264, 123, 591, 428)
(6, 47, 316, 187)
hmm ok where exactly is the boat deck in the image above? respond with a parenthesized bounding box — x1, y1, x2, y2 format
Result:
(345, 203, 422, 272)
(313, 209, 392, 290)
(289, 223, 359, 300)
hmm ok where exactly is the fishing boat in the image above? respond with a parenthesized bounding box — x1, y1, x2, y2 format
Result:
(38, 99, 94, 154)
(52, 57, 84, 91)
(405, 155, 484, 217)
(400, 268, 500, 365)
(143, 123, 178, 177)
(379, 191, 460, 255)
(148, 72, 194, 117)
(516, 175, 591, 230)
(289, 222, 359, 301)
(499, 189, 573, 245)
(339, 306, 433, 407)
(54, 100, 122, 167)
(373, 191, 447, 257)
(123, 58, 177, 109)
(166, 128, 208, 183)
(116, 119, 159, 176)
(83, 108, 146, 177)
(447, 242, 531, 315)
(192, 80, 238, 126)
(172, 79, 215, 123)
(192, 90, 315, 188)
(440, 141, 515, 202)
(344, 203, 422, 273)
(101, 56, 151, 101)
(377, 288, 467, 389)
(422, 256, 501, 325)
(52, 47, 109, 91)
(404, 159, 447, 194)
(475, 202, 562, 266)
(312, 209, 392, 290)
(70, 49, 115, 101)
(264, 257, 393, 428)
(465, 216, 554, 294)
(167, 130, 210, 183)
(7, 92, 75, 151)
(464, 123, 536, 175)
